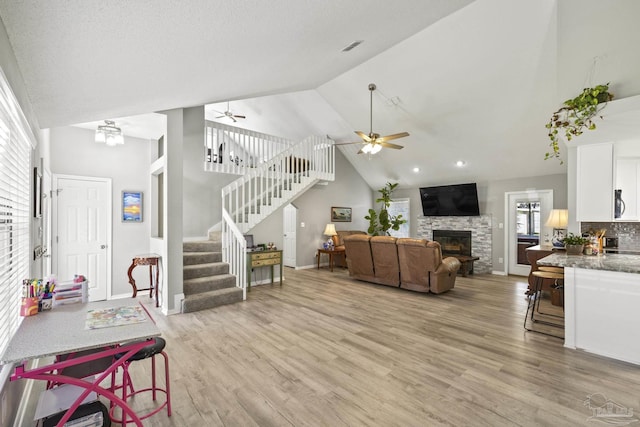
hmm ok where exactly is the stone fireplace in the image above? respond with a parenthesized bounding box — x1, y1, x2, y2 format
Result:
(433, 230, 472, 257)
(417, 215, 492, 274)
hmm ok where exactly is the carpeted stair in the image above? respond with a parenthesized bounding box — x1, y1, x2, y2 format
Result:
(182, 233, 243, 313)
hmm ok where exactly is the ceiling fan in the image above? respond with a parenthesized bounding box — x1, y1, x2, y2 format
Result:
(214, 101, 246, 123)
(338, 83, 409, 154)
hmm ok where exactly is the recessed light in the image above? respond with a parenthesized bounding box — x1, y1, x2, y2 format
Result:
(412, 167, 420, 173)
(456, 160, 466, 167)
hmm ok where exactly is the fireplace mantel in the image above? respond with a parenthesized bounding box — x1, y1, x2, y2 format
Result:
(417, 215, 492, 274)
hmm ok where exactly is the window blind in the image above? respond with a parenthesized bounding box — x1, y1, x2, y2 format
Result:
(0, 68, 35, 357)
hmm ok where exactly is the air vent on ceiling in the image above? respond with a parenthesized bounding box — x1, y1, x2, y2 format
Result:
(341, 40, 364, 52)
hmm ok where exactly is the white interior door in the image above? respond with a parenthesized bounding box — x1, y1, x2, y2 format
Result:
(505, 190, 553, 276)
(53, 175, 111, 301)
(283, 204, 297, 267)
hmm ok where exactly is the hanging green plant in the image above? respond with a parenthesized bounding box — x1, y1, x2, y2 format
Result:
(365, 182, 407, 236)
(545, 83, 613, 164)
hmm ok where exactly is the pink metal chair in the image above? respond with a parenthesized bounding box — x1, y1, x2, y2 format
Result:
(109, 337, 171, 424)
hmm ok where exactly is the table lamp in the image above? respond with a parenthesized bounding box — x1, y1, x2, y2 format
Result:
(545, 209, 568, 247)
(323, 223, 338, 247)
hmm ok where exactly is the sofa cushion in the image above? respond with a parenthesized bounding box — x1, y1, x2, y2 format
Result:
(370, 236, 400, 287)
(343, 234, 374, 279)
(336, 230, 366, 248)
(396, 238, 430, 292)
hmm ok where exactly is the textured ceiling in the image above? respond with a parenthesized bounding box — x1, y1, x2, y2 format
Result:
(0, 0, 582, 189)
(0, 0, 473, 128)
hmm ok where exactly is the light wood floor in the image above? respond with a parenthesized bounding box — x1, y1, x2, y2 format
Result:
(126, 268, 640, 426)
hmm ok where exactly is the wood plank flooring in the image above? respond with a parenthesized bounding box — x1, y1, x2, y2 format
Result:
(127, 268, 640, 426)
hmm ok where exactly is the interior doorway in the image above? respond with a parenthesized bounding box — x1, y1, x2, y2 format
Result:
(283, 204, 297, 267)
(505, 190, 553, 276)
(53, 174, 111, 301)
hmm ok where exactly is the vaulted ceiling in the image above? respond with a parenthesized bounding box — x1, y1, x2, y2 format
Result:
(2, 0, 638, 189)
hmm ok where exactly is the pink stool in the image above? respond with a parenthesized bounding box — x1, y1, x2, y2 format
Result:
(109, 337, 171, 424)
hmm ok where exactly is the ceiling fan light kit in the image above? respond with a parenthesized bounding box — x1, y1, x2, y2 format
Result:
(338, 83, 409, 155)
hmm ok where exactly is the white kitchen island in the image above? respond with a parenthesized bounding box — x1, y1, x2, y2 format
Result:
(538, 253, 640, 365)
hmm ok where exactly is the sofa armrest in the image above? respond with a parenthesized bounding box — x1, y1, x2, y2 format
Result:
(440, 257, 461, 274)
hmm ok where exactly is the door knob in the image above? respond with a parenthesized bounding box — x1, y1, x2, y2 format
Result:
(100, 244, 107, 249)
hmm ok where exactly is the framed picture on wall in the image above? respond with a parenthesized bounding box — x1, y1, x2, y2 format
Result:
(122, 191, 143, 222)
(331, 206, 352, 222)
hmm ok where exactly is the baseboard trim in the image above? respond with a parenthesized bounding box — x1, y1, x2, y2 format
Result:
(492, 270, 508, 276)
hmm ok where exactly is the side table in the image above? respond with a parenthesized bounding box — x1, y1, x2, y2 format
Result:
(317, 248, 345, 272)
(127, 253, 161, 307)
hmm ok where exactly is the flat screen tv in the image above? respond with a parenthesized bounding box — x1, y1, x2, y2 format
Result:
(419, 183, 480, 216)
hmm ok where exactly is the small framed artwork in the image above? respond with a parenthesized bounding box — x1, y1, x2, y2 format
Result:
(331, 206, 352, 222)
(33, 167, 42, 218)
(122, 191, 143, 222)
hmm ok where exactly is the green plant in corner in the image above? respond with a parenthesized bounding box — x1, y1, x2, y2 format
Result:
(365, 182, 407, 236)
(545, 83, 614, 164)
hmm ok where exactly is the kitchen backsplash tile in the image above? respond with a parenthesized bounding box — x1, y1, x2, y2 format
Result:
(581, 222, 640, 250)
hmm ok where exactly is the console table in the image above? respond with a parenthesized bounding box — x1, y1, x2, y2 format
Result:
(247, 250, 282, 291)
(127, 253, 161, 307)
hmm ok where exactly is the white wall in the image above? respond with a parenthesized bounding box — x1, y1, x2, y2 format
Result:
(49, 126, 152, 297)
(558, 0, 640, 102)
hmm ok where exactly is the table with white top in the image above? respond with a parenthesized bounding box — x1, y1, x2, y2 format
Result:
(0, 298, 162, 426)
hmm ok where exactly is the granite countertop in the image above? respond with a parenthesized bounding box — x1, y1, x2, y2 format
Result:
(537, 253, 640, 274)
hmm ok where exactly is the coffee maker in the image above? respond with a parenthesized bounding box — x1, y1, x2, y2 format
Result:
(614, 189, 626, 219)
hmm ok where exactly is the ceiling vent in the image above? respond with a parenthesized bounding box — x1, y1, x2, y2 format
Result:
(341, 40, 364, 52)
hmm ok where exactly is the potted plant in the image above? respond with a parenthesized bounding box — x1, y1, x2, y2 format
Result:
(562, 232, 590, 255)
(365, 182, 407, 236)
(545, 83, 614, 164)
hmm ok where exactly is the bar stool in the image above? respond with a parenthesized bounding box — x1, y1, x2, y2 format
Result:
(524, 270, 564, 338)
(109, 337, 171, 424)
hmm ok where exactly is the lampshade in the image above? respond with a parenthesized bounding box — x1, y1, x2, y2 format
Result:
(545, 209, 568, 228)
(95, 120, 124, 146)
(323, 223, 337, 236)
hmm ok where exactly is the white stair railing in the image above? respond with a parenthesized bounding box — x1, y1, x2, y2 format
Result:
(208, 121, 335, 297)
(221, 135, 334, 233)
(205, 120, 294, 175)
(221, 208, 247, 300)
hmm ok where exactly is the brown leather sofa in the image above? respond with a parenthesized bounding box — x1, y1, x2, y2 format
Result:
(343, 235, 461, 294)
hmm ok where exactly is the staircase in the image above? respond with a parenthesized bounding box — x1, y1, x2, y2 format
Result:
(180, 122, 335, 313)
(182, 232, 243, 313)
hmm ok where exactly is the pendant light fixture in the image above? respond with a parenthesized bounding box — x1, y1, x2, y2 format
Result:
(95, 120, 124, 146)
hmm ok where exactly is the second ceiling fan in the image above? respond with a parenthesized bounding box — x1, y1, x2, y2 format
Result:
(214, 101, 246, 123)
(339, 83, 409, 154)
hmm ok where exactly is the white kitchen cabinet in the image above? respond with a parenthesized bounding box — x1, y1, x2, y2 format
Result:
(614, 158, 640, 220)
(576, 142, 613, 222)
